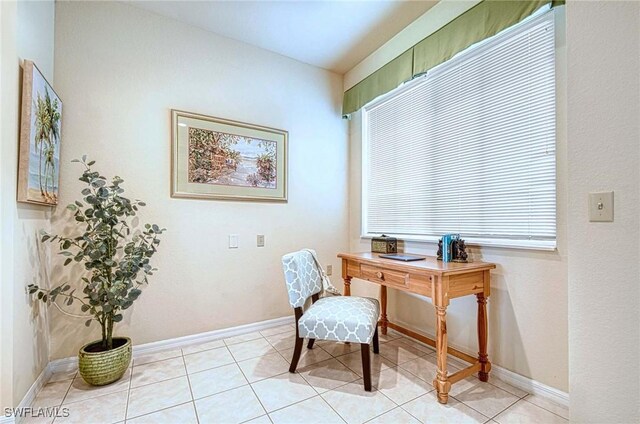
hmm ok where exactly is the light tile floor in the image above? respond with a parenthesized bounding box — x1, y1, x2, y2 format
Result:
(27, 326, 569, 424)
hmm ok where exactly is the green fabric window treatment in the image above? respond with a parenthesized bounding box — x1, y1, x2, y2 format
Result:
(342, 0, 564, 117)
(341, 49, 413, 119)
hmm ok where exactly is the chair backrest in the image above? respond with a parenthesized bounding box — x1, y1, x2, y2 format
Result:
(281, 249, 322, 308)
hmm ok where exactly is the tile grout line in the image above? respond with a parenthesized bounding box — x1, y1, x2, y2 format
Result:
(125, 400, 194, 423)
(127, 363, 187, 391)
(50, 378, 74, 424)
(395, 350, 533, 414)
(316, 394, 347, 424)
(238, 354, 359, 418)
(238, 414, 272, 424)
(398, 396, 435, 424)
(123, 363, 133, 423)
(319, 377, 399, 424)
(258, 324, 296, 339)
(122, 372, 258, 410)
(485, 394, 521, 420)
(232, 335, 271, 418)
(180, 350, 200, 424)
(33, 329, 391, 411)
(519, 397, 569, 421)
(50, 375, 75, 423)
(44, 329, 551, 424)
(295, 357, 361, 392)
(245, 370, 270, 417)
(450, 392, 510, 422)
(318, 349, 405, 423)
(261, 392, 322, 418)
(131, 350, 183, 367)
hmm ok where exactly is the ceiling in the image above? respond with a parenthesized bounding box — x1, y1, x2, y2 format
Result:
(128, 1, 438, 74)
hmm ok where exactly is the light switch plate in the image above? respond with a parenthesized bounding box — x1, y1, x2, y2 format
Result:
(229, 234, 239, 248)
(326, 265, 333, 276)
(257, 234, 265, 247)
(589, 191, 614, 222)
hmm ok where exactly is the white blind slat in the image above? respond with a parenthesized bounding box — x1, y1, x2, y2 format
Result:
(362, 11, 556, 245)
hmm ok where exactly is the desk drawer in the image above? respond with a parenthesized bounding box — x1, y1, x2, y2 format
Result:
(360, 264, 410, 289)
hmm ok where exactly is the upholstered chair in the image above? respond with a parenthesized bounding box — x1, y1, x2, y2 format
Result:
(281, 249, 380, 391)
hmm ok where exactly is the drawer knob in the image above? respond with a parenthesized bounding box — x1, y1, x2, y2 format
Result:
(376, 271, 384, 280)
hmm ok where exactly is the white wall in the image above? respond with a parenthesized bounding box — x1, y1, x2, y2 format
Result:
(566, 2, 640, 422)
(344, 6, 568, 392)
(0, 0, 55, 407)
(0, 1, 16, 411)
(50, 1, 348, 359)
(344, 0, 480, 91)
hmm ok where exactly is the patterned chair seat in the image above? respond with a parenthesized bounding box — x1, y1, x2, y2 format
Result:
(298, 296, 380, 344)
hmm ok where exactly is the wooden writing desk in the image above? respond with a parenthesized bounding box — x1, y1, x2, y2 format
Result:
(338, 252, 496, 404)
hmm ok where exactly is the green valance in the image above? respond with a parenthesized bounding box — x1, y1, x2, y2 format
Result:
(342, 49, 413, 119)
(342, 0, 564, 117)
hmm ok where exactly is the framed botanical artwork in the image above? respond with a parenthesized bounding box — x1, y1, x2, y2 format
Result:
(171, 110, 288, 202)
(17, 60, 62, 206)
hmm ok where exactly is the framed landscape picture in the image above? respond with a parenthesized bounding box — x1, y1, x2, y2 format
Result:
(18, 60, 62, 206)
(171, 110, 288, 202)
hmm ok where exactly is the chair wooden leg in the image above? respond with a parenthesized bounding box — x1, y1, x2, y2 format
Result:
(289, 336, 304, 373)
(361, 343, 372, 391)
(307, 338, 315, 349)
(373, 328, 379, 354)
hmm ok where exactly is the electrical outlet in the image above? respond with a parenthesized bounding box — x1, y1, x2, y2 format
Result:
(229, 234, 238, 248)
(257, 234, 265, 247)
(589, 191, 614, 222)
(326, 265, 333, 276)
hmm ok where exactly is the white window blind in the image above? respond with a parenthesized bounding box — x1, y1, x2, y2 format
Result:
(363, 11, 556, 249)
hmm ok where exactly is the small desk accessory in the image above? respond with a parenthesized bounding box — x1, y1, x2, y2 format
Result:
(378, 253, 426, 262)
(371, 235, 397, 254)
(437, 234, 468, 263)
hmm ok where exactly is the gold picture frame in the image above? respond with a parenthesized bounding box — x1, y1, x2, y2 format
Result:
(171, 110, 288, 202)
(18, 60, 62, 206)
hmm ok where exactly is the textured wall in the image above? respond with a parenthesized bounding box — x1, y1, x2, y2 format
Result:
(566, 2, 640, 422)
(0, 0, 55, 407)
(50, 1, 348, 359)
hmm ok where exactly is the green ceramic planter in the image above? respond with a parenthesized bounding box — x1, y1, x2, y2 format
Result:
(78, 337, 132, 386)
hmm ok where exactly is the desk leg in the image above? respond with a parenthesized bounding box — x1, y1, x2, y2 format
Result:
(343, 276, 351, 296)
(380, 286, 388, 335)
(434, 305, 451, 404)
(477, 293, 491, 382)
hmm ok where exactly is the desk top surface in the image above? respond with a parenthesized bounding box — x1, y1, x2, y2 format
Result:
(338, 252, 496, 276)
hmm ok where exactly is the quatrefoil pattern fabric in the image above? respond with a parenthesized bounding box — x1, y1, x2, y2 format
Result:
(298, 296, 380, 344)
(282, 250, 323, 308)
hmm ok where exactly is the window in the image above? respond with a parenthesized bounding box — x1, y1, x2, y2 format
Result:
(362, 10, 556, 249)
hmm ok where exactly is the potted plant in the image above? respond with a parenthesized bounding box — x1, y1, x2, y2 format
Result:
(29, 156, 165, 386)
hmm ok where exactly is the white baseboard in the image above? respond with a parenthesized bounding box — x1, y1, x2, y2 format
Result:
(392, 318, 569, 407)
(0, 362, 53, 424)
(17, 314, 568, 418)
(0, 415, 15, 424)
(490, 362, 569, 407)
(49, 315, 293, 372)
(10, 316, 291, 422)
